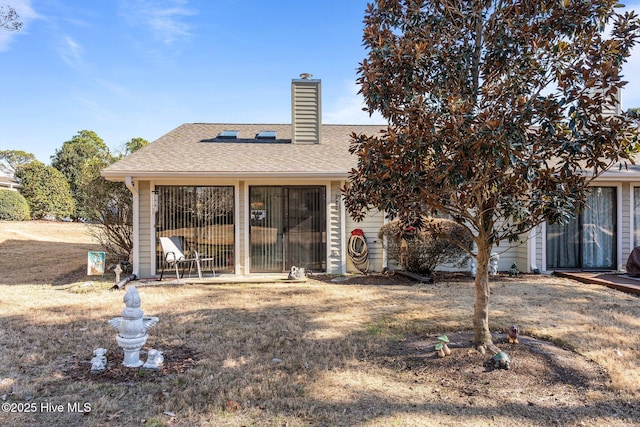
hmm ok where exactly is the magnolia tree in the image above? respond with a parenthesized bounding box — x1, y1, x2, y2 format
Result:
(343, 0, 640, 351)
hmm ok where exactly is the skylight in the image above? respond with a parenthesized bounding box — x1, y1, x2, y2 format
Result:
(256, 130, 277, 140)
(218, 130, 239, 139)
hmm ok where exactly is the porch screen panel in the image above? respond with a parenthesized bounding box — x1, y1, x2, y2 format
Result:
(156, 186, 235, 274)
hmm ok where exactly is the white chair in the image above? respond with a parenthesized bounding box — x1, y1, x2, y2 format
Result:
(159, 236, 214, 280)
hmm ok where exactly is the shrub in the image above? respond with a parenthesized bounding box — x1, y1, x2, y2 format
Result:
(15, 161, 75, 219)
(0, 189, 30, 220)
(379, 218, 473, 275)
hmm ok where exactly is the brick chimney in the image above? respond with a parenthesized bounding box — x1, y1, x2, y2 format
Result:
(291, 74, 322, 144)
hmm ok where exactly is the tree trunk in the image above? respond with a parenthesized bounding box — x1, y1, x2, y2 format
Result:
(473, 241, 499, 354)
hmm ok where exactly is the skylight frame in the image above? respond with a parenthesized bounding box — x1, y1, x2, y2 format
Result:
(217, 130, 239, 139)
(255, 130, 277, 140)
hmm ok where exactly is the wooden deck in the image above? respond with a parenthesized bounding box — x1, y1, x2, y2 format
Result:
(553, 271, 640, 296)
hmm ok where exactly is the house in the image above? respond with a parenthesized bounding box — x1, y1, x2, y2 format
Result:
(102, 76, 389, 278)
(0, 175, 21, 191)
(102, 75, 640, 279)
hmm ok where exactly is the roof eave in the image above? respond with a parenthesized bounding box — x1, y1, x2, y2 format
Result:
(101, 170, 349, 182)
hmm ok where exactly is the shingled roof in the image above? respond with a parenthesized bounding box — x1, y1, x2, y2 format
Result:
(102, 123, 386, 181)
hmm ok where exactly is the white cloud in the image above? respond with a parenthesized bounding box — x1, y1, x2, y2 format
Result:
(324, 81, 386, 125)
(120, 0, 196, 46)
(94, 78, 131, 98)
(60, 36, 83, 69)
(0, 0, 38, 52)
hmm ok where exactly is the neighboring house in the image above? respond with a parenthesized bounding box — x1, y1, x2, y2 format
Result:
(102, 76, 640, 279)
(0, 176, 21, 191)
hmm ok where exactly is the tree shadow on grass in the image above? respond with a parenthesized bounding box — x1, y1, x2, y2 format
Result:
(0, 239, 100, 285)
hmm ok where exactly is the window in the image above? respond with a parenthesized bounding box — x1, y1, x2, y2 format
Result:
(546, 187, 616, 270)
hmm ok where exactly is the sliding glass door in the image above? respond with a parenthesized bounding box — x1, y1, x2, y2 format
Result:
(250, 186, 326, 273)
(546, 187, 616, 270)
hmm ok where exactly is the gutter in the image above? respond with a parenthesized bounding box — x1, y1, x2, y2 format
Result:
(102, 170, 350, 181)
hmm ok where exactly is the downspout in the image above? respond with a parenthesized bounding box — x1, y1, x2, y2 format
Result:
(125, 176, 140, 277)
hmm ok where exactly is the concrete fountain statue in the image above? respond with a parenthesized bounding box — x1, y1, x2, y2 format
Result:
(108, 286, 159, 367)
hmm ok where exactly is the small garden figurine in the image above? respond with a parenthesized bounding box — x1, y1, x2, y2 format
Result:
(143, 349, 164, 370)
(508, 325, 519, 344)
(489, 253, 499, 275)
(435, 335, 451, 358)
(491, 351, 511, 370)
(90, 348, 107, 374)
(509, 263, 520, 277)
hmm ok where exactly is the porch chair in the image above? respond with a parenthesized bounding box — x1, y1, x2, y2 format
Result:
(159, 236, 215, 280)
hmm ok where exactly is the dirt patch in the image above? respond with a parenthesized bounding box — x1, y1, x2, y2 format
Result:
(307, 272, 640, 425)
(380, 330, 610, 397)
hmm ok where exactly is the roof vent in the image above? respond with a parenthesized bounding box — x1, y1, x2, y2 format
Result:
(217, 130, 239, 139)
(256, 130, 277, 140)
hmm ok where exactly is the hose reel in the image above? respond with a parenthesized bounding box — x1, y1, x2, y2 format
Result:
(348, 229, 369, 273)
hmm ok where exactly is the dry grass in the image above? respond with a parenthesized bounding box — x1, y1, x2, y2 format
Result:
(0, 221, 640, 426)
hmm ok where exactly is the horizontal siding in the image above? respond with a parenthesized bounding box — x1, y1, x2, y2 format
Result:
(345, 210, 386, 272)
(328, 182, 342, 274)
(238, 182, 245, 275)
(622, 182, 631, 270)
(138, 181, 152, 278)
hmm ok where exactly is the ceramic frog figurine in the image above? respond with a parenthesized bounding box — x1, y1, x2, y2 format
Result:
(491, 351, 511, 370)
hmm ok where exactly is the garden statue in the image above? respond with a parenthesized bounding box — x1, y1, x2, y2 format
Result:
(113, 263, 122, 284)
(288, 266, 305, 280)
(143, 349, 164, 370)
(90, 348, 107, 373)
(489, 253, 499, 275)
(509, 263, 520, 277)
(108, 286, 159, 367)
(490, 351, 511, 370)
(435, 335, 451, 358)
(472, 253, 500, 277)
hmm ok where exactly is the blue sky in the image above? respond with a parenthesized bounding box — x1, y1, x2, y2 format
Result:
(1, 0, 383, 163)
(2, 0, 640, 164)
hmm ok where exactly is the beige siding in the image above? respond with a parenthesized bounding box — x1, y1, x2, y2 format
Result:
(535, 226, 543, 272)
(138, 181, 152, 278)
(622, 182, 631, 270)
(345, 209, 386, 272)
(328, 181, 342, 274)
(632, 184, 640, 250)
(238, 181, 245, 275)
(291, 79, 322, 145)
(510, 231, 534, 274)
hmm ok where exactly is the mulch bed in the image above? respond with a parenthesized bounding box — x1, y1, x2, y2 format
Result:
(64, 346, 198, 384)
